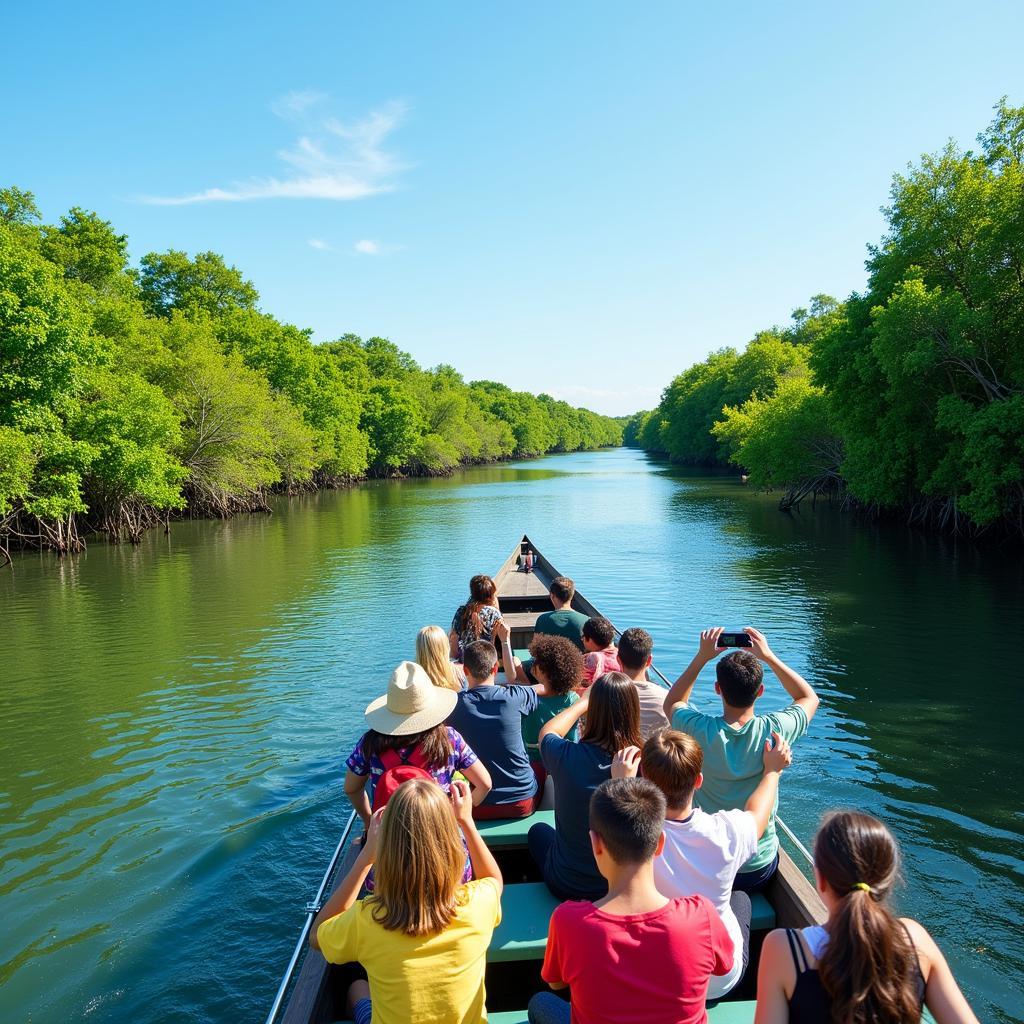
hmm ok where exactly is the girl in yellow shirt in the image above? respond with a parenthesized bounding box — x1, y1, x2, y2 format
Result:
(311, 779, 504, 1024)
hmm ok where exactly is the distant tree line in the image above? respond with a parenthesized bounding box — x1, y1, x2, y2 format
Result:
(0, 192, 621, 558)
(626, 99, 1024, 539)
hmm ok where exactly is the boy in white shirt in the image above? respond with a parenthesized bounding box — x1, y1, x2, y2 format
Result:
(613, 727, 792, 999)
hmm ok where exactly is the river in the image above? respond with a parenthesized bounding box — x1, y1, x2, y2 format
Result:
(1, 448, 1021, 1022)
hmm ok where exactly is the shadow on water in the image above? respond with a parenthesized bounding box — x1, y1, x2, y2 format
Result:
(1, 449, 1021, 1022)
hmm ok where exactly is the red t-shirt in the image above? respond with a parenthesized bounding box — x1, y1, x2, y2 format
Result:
(540, 895, 733, 1024)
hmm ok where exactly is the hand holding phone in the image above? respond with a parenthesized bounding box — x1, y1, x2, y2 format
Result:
(716, 631, 753, 649)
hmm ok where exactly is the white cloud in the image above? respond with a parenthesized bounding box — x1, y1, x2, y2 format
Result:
(354, 239, 381, 255)
(308, 238, 331, 250)
(138, 99, 407, 205)
(270, 89, 326, 120)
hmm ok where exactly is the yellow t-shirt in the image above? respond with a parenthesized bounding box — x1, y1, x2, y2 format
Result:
(317, 876, 502, 1024)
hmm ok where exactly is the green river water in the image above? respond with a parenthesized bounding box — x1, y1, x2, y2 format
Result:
(1, 448, 1022, 1022)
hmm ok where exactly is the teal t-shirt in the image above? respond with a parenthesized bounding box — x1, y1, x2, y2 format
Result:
(534, 609, 589, 650)
(522, 691, 580, 754)
(671, 702, 809, 872)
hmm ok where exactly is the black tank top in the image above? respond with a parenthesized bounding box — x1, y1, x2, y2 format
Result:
(785, 927, 926, 1023)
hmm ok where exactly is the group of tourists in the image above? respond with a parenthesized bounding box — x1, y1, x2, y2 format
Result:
(310, 572, 978, 1024)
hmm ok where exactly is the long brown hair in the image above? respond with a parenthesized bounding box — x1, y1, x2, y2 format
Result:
(360, 724, 453, 769)
(814, 811, 920, 1024)
(367, 780, 466, 935)
(582, 672, 641, 753)
(458, 574, 497, 639)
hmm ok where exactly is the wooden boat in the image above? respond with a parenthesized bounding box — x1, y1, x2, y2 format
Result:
(269, 535, 826, 1024)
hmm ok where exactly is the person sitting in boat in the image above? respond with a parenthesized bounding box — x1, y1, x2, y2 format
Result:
(527, 778, 733, 1024)
(447, 638, 544, 820)
(755, 810, 979, 1024)
(343, 661, 492, 830)
(533, 576, 589, 651)
(662, 626, 819, 892)
(416, 624, 466, 691)
(616, 626, 670, 738)
(528, 672, 641, 901)
(311, 779, 504, 1024)
(519, 633, 582, 789)
(449, 574, 503, 660)
(612, 726, 792, 1001)
(579, 616, 620, 691)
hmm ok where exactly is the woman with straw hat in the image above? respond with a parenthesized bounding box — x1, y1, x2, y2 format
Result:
(344, 661, 492, 830)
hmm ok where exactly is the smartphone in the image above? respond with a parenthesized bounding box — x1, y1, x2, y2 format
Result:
(717, 631, 752, 648)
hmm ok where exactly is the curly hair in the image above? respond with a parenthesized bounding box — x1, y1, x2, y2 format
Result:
(528, 634, 582, 695)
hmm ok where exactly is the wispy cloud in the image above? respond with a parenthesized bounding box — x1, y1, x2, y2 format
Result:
(354, 239, 381, 255)
(308, 238, 332, 250)
(271, 89, 326, 120)
(138, 97, 407, 205)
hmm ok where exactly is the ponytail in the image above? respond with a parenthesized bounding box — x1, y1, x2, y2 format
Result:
(814, 812, 920, 1024)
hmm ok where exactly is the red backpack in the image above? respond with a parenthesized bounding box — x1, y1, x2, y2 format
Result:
(371, 745, 437, 813)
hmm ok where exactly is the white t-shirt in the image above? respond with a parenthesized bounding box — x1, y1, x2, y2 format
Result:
(633, 679, 669, 738)
(653, 807, 759, 998)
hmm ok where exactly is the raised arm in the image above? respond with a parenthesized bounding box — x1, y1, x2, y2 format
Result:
(745, 627, 820, 722)
(663, 628, 725, 717)
(451, 780, 504, 896)
(745, 732, 791, 839)
(539, 692, 589, 741)
(309, 809, 382, 949)
(496, 620, 540, 689)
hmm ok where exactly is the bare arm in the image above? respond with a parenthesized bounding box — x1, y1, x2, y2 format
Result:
(906, 919, 980, 1024)
(745, 732, 791, 839)
(462, 758, 493, 806)
(746, 627, 820, 722)
(344, 770, 372, 827)
(310, 809, 383, 950)
(496, 621, 535, 687)
(754, 929, 794, 1024)
(451, 781, 503, 896)
(663, 628, 725, 716)
(539, 693, 589, 741)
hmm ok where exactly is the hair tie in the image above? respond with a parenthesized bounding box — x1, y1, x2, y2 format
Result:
(850, 882, 872, 894)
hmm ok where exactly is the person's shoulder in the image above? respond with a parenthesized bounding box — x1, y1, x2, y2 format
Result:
(670, 704, 716, 731)
(464, 876, 501, 902)
(551, 899, 594, 927)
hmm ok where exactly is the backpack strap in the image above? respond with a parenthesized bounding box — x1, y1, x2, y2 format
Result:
(786, 929, 810, 974)
(378, 743, 430, 771)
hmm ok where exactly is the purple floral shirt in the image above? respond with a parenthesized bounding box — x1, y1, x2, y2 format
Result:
(345, 726, 478, 792)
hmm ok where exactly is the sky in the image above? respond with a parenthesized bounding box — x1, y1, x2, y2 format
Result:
(3, 2, 1023, 416)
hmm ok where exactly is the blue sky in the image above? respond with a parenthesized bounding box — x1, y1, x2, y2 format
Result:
(3, 2, 1022, 415)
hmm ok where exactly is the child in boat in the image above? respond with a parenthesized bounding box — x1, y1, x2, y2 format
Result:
(518, 633, 582, 788)
(449, 574, 503, 659)
(579, 616, 620, 691)
(613, 727, 792, 1000)
(528, 672, 641, 901)
(312, 779, 503, 1024)
(533, 575, 589, 650)
(527, 778, 733, 1024)
(416, 624, 466, 691)
(755, 810, 979, 1024)
(446, 639, 544, 819)
(616, 626, 670, 738)
(344, 662, 492, 842)
(661, 626, 820, 892)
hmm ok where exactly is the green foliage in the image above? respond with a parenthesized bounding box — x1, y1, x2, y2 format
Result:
(0, 186, 620, 551)
(636, 98, 1024, 535)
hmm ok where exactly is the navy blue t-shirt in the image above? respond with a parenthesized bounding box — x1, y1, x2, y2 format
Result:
(540, 733, 612, 898)
(448, 683, 539, 805)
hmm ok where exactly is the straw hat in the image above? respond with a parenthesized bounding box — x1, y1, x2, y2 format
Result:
(364, 661, 459, 736)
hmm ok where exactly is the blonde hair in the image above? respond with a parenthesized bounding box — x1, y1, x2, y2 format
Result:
(416, 625, 461, 691)
(368, 780, 466, 935)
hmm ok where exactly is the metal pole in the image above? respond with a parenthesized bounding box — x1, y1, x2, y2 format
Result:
(605, 619, 815, 870)
(264, 809, 358, 1024)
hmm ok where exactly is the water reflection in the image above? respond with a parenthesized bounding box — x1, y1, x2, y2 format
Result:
(0, 449, 1021, 1022)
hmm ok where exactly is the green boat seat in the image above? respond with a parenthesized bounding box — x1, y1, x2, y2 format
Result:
(488, 881, 561, 962)
(488, 1014, 530, 1024)
(476, 809, 554, 849)
(512, 648, 531, 663)
(706, 1000, 757, 1022)
(750, 892, 775, 931)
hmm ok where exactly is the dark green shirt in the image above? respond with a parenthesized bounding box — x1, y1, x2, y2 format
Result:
(534, 609, 589, 650)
